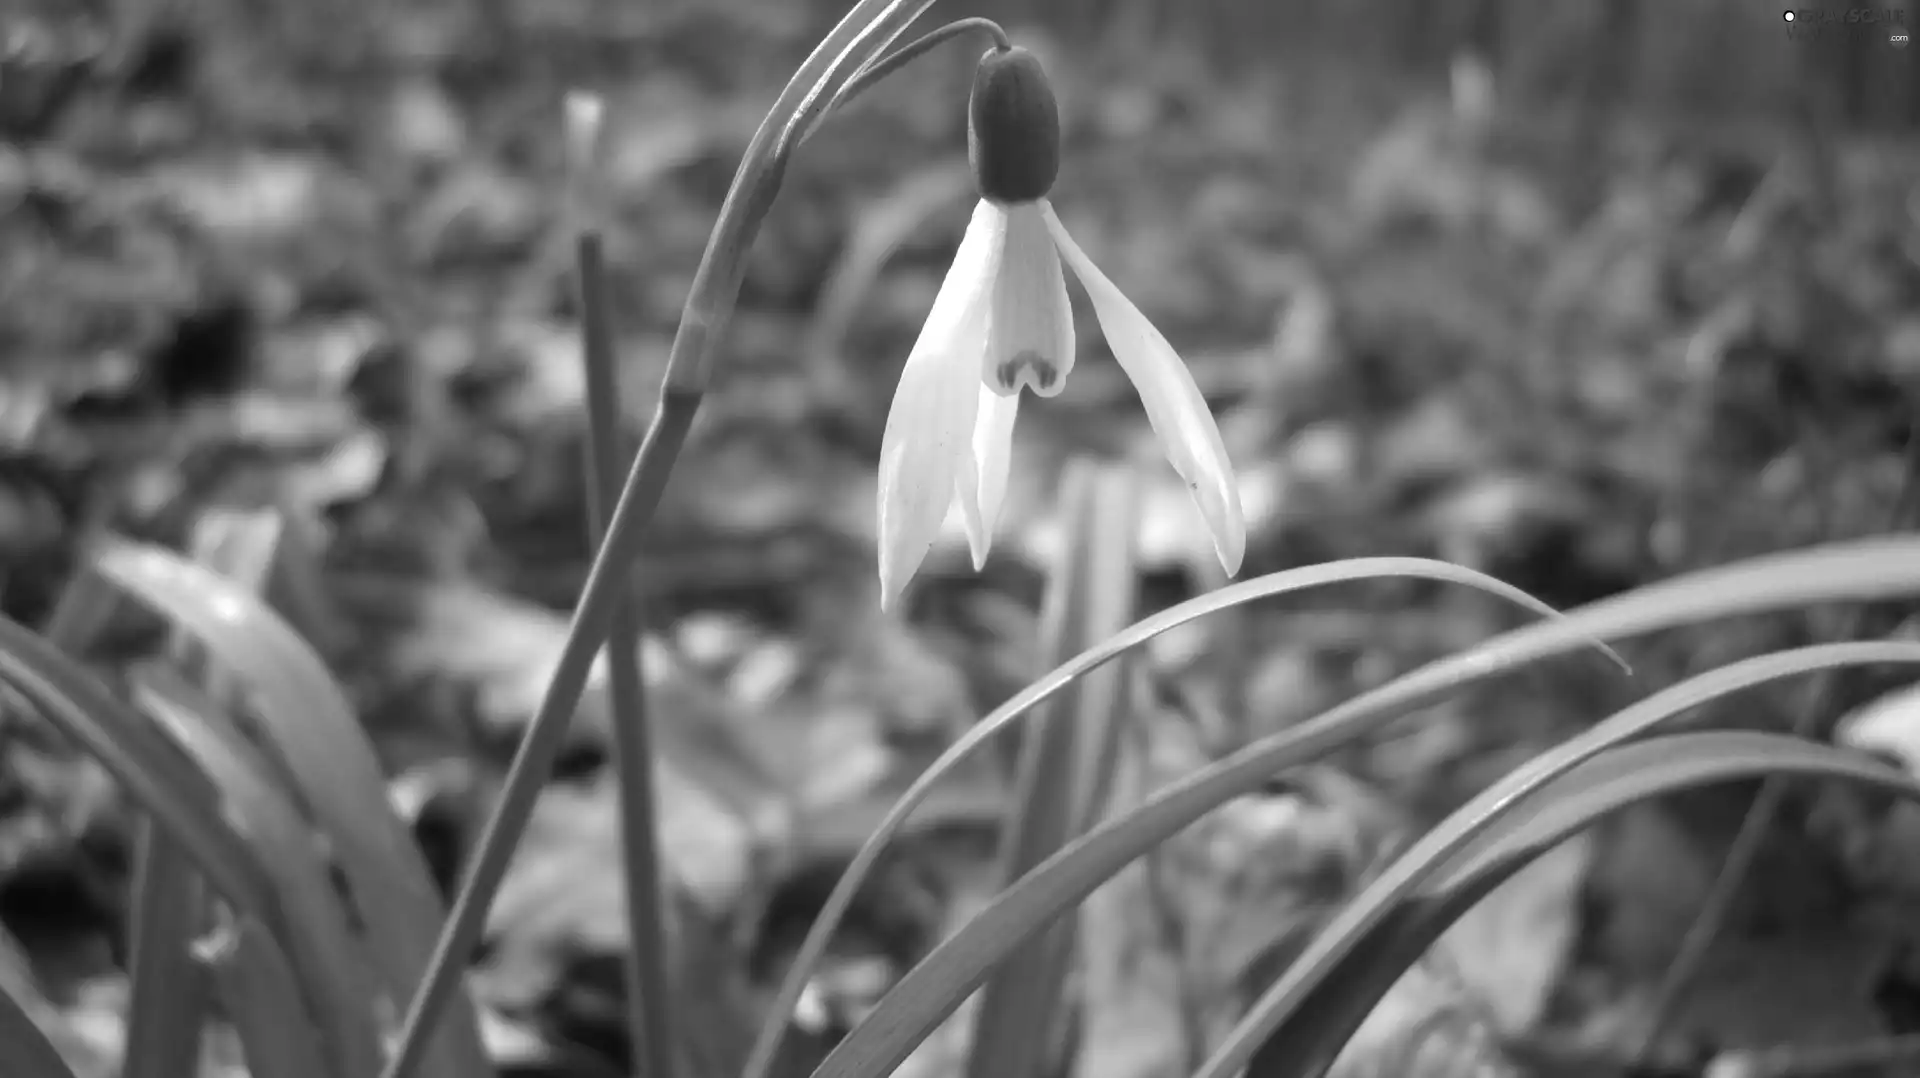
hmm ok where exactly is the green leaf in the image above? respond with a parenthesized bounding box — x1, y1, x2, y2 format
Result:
(1240, 732, 1920, 1078)
(192, 914, 335, 1078)
(136, 671, 386, 1078)
(812, 536, 1920, 1078)
(967, 460, 1140, 1078)
(115, 515, 280, 1078)
(0, 606, 378, 1075)
(1221, 640, 1920, 1078)
(0, 613, 281, 934)
(121, 815, 212, 1078)
(748, 556, 1611, 1078)
(92, 538, 492, 1077)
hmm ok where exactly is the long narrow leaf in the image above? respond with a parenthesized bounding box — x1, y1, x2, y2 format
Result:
(968, 461, 1139, 1078)
(814, 537, 1920, 1078)
(119, 515, 280, 1078)
(0, 978, 81, 1078)
(0, 614, 283, 935)
(121, 816, 211, 1078)
(1240, 732, 1920, 1078)
(0, 609, 359, 1073)
(136, 671, 387, 1078)
(42, 569, 212, 1078)
(1221, 641, 1920, 1078)
(752, 557, 1614, 1077)
(92, 540, 491, 1076)
(26, 566, 351, 1077)
(193, 913, 334, 1078)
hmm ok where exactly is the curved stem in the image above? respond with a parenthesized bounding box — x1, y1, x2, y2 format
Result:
(375, 4, 949, 1078)
(668, 0, 942, 394)
(791, 17, 1012, 151)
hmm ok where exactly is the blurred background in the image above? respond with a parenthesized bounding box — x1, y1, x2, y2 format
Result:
(6, 0, 1920, 1076)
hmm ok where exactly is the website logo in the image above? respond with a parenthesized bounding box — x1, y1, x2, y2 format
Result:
(1784, 7, 1910, 44)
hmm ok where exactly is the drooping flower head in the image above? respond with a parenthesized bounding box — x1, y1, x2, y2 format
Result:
(876, 43, 1245, 608)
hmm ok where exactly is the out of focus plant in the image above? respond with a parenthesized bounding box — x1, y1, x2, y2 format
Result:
(7, 5, 1920, 1078)
(301, 2, 1920, 1077)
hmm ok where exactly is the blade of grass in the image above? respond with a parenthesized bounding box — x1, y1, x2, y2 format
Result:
(119, 510, 288, 1078)
(567, 89, 675, 1078)
(1062, 474, 1145, 841)
(966, 459, 1140, 1078)
(810, 536, 1920, 1078)
(121, 815, 211, 1078)
(383, 5, 945, 1075)
(0, 981, 81, 1078)
(41, 568, 213, 1078)
(38, 571, 118, 656)
(1241, 731, 1920, 1078)
(0, 592, 363, 1076)
(1636, 420, 1920, 1062)
(0, 613, 284, 936)
(91, 539, 491, 1077)
(193, 912, 333, 1078)
(744, 556, 1615, 1078)
(135, 670, 389, 1078)
(1219, 640, 1920, 1078)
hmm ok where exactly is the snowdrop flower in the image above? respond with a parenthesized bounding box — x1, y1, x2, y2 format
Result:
(877, 44, 1245, 607)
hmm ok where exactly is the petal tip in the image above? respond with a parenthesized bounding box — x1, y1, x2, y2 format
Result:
(1214, 528, 1246, 578)
(1215, 491, 1248, 578)
(878, 563, 907, 613)
(877, 540, 926, 614)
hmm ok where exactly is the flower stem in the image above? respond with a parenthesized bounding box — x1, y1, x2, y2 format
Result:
(790, 17, 1012, 150)
(376, 5, 947, 1077)
(668, 0, 941, 393)
(377, 385, 700, 1078)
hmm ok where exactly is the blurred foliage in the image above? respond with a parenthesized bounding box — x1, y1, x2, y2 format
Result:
(2, 0, 1920, 1075)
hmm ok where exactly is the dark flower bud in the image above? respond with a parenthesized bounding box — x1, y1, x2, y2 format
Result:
(967, 46, 1060, 204)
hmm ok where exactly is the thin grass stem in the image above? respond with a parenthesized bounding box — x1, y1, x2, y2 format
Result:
(574, 189, 677, 1078)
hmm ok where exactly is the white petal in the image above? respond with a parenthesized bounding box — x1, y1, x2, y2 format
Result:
(877, 201, 1008, 607)
(956, 386, 1020, 569)
(1042, 201, 1246, 576)
(982, 202, 1075, 399)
